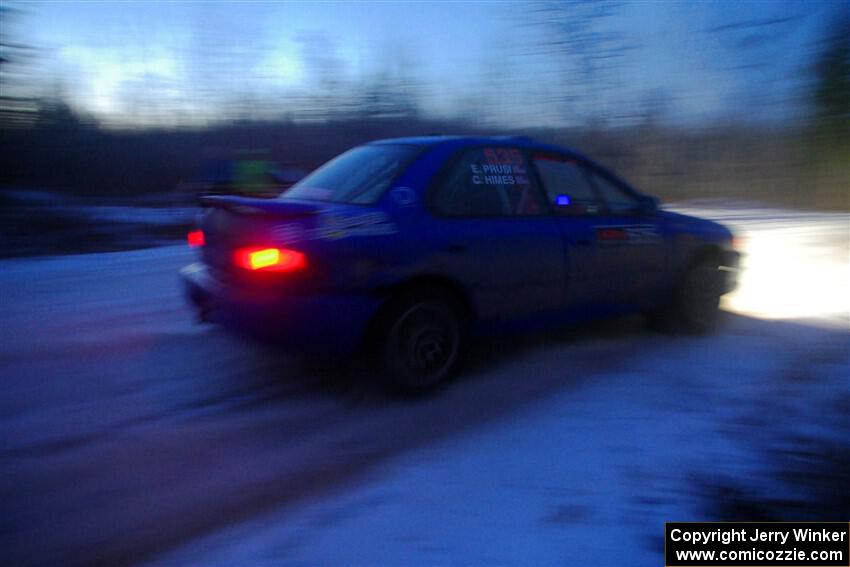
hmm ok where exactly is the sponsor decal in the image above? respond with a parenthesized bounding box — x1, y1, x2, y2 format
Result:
(595, 224, 661, 245)
(271, 223, 305, 244)
(273, 212, 398, 243)
(597, 227, 626, 241)
(312, 211, 398, 240)
(470, 148, 531, 186)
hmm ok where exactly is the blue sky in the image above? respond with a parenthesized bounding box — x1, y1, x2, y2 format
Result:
(11, 0, 843, 127)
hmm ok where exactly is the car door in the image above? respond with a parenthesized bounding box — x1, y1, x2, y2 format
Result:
(584, 167, 667, 304)
(427, 146, 567, 322)
(529, 153, 610, 306)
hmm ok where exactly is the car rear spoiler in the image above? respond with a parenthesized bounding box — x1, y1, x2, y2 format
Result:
(199, 195, 321, 218)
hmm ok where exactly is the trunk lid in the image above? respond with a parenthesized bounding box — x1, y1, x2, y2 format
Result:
(197, 196, 322, 279)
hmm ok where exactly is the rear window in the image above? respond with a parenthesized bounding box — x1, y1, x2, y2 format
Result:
(281, 144, 420, 204)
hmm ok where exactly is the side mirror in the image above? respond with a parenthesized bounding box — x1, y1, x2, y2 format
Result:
(638, 196, 659, 216)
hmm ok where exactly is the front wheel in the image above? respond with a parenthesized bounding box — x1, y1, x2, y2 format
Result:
(677, 256, 723, 334)
(646, 256, 723, 335)
(380, 293, 465, 395)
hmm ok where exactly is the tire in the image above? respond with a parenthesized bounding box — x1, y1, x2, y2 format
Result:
(676, 255, 723, 334)
(645, 255, 723, 335)
(377, 291, 466, 395)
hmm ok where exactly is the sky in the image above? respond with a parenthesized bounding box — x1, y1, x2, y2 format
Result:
(5, 0, 843, 128)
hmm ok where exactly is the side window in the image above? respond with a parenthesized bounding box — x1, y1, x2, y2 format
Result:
(532, 156, 601, 215)
(589, 172, 641, 214)
(432, 147, 545, 217)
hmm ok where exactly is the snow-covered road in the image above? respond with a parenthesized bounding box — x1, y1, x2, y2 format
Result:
(1, 204, 847, 566)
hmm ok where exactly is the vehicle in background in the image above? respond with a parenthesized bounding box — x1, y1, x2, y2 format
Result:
(182, 151, 307, 198)
(181, 136, 739, 394)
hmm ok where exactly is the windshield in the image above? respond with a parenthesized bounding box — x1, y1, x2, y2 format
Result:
(281, 144, 421, 204)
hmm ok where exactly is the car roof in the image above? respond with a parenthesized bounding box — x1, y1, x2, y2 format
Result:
(369, 135, 592, 161)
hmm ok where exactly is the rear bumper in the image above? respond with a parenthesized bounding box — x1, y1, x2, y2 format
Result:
(180, 263, 380, 354)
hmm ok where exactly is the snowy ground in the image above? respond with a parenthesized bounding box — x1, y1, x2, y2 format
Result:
(0, 189, 196, 257)
(0, 203, 847, 566)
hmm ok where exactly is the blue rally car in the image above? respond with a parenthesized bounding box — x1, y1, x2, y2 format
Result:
(181, 136, 739, 393)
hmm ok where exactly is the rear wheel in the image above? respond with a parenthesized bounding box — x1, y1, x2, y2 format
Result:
(378, 292, 465, 395)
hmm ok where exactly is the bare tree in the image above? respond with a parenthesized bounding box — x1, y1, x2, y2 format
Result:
(356, 44, 423, 122)
(811, 7, 849, 146)
(530, 0, 629, 126)
(0, 3, 38, 128)
(295, 32, 350, 121)
(809, 6, 850, 210)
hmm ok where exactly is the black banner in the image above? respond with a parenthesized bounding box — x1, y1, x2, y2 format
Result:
(665, 522, 850, 566)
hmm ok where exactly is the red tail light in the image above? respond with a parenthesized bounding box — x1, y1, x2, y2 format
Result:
(234, 247, 307, 272)
(187, 229, 205, 247)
